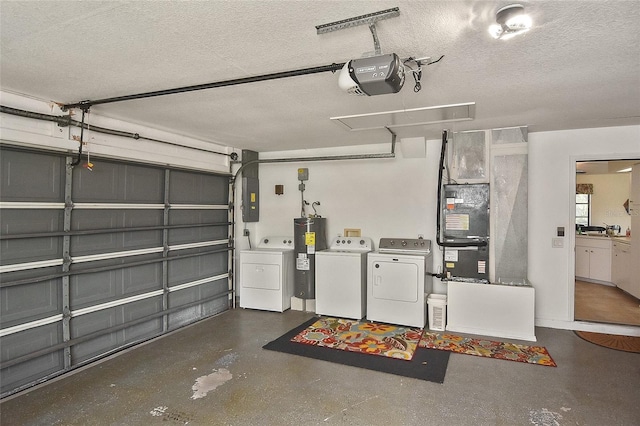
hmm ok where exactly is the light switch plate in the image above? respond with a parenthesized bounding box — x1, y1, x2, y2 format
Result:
(552, 238, 564, 248)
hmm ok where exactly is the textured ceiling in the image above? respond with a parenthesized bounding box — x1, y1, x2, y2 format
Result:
(1, 1, 639, 152)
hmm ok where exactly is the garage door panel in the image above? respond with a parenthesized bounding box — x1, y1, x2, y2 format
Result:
(122, 298, 163, 343)
(73, 210, 163, 231)
(70, 233, 118, 255)
(167, 225, 227, 246)
(0, 150, 64, 202)
(70, 270, 118, 309)
(1, 146, 231, 397)
(124, 165, 164, 202)
(122, 297, 163, 322)
(70, 252, 162, 272)
(0, 323, 63, 394)
(71, 231, 162, 257)
(167, 306, 200, 330)
(122, 230, 163, 249)
(200, 277, 228, 298)
(122, 319, 162, 344)
(72, 163, 121, 202)
(70, 310, 119, 363)
(123, 210, 163, 227)
(168, 209, 227, 226)
(1, 323, 62, 362)
(72, 210, 119, 231)
(0, 279, 61, 325)
(169, 172, 228, 204)
(168, 253, 227, 286)
(201, 298, 228, 317)
(72, 162, 164, 203)
(0, 266, 61, 286)
(168, 286, 201, 308)
(199, 253, 228, 276)
(1, 236, 63, 265)
(1, 351, 64, 395)
(71, 333, 119, 365)
(0, 209, 63, 234)
(122, 263, 162, 295)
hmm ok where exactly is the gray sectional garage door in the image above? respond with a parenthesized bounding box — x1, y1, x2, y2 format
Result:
(0, 147, 231, 396)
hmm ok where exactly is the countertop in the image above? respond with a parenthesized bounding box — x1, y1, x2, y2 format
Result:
(576, 234, 631, 244)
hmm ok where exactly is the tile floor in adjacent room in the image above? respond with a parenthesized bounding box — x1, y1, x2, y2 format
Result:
(1, 308, 639, 426)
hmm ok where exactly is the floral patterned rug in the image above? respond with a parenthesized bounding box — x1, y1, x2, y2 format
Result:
(291, 317, 422, 360)
(419, 332, 557, 367)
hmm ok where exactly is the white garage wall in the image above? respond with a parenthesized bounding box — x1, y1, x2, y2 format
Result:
(234, 139, 449, 294)
(238, 125, 640, 335)
(528, 125, 640, 335)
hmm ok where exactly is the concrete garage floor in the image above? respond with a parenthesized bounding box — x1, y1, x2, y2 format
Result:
(1, 308, 639, 425)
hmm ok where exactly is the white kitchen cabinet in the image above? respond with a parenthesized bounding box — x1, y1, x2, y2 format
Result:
(575, 236, 612, 283)
(612, 240, 633, 295)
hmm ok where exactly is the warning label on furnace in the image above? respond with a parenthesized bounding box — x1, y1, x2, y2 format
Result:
(445, 214, 470, 231)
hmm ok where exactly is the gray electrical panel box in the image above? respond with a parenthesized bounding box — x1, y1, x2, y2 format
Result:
(242, 177, 259, 222)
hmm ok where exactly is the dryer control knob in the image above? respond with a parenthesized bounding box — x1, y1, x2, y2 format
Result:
(360, 239, 365, 245)
(264, 239, 269, 244)
(402, 241, 407, 246)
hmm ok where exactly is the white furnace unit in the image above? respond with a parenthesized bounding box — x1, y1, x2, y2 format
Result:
(367, 238, 433, 328)
(315, 236, 373, 320)
(239, 236, 294, 312)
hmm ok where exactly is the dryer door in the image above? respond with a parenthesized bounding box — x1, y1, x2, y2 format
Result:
(370, 260, 419, 302)
(241, 263, 281, 290)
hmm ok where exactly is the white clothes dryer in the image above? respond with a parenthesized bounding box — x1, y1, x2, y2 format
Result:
(367, 238, 433, 328)
(239, 236, 294, 312)
(315, 236, 373, 320)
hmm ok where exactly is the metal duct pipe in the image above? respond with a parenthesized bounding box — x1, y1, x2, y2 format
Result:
(0, 105, 231, 157)
(231, 130, 397, 184)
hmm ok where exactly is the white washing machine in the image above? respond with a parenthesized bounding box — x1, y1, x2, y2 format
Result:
(315, 236, 373, 320)
(367, 238, 433, 328)
(239, 236, 294, 312)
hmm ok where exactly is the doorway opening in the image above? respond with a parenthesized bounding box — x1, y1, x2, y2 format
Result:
(573, 159, 639, 326)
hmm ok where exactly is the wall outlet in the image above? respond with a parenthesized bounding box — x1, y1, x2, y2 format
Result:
(243, 229, 250, 236)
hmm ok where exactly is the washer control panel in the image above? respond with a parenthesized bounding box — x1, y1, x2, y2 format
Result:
(378, 238, 431, 254)
(258, 236, 294, 250)
(329, 236, 373, 251)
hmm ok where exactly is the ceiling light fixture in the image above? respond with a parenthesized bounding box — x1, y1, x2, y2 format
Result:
(488, 4, 532, 40)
